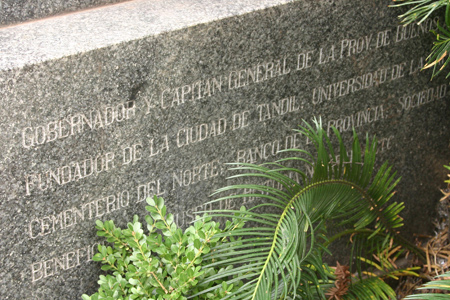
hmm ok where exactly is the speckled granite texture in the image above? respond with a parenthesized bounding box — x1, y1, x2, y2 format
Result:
(1, 0, 128, 26)
(0, 0, 293, 70)
(0, 0, 449, 299)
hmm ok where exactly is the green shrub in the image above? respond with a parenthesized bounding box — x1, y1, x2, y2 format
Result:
(82, 196, 245, 300)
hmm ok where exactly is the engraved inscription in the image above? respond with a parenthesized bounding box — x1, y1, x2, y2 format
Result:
(395, 18, 437, 43)
(29, 190, 130, 238)
(136, 179, 166, 202)
(161, 76, 223, 109)
(176, 118, 227, 148)
(28, 179, 165, 239)
(172, 159, 224, 189)
(257, 96, 300, 121)
(31, 243, 99, 283)
(312, 67, 388, 104)
(25, 152, 115, 195)
(236, 132, 307, 164)
(398, 84, 447, 112)
(22, 100, 135, 149)
(123, 143, 143, 165)
(339, 33, 374, 58)
(377, 135, 394, 153)
(150, 135, 170, 157)
(232, 110, 250, 130)
(327, 105, 385, 134)
(228, 57, 291, 90)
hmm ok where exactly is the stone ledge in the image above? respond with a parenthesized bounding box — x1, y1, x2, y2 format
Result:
(0, 0, 292, 71)
(1, 0, 132, 27)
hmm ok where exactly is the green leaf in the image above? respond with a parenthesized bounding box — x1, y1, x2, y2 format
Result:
(166, 213, 174, 225)
(187, 251, 195, 261)
(156, 197, 165, 209)
(146, 205, 159, 214)
(145, 215, 154, 226)
(146, 196, 156, 206)
(155, 221, 167, 230)
(95, 220, 104, 229)
(405, 271, 450, 299)
(151, 212, 162, 220)
(92, 253, 103, 262)
(101, 265, 112, 271)
(194, 239, 202, 250)
(162, 229, 173, 237)
(198, 230, 206, 239)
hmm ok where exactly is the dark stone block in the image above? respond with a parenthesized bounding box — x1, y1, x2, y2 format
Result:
(0, 0, 449, 298)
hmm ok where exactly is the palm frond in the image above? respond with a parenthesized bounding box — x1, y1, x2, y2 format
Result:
(425, 16, 450, 79)
(193, 119, 411, 300)
(405, 271, 450, 299)
(342, 277, 396, 300)
(391, 0, 450, 78)
(391, 0, 448, 25)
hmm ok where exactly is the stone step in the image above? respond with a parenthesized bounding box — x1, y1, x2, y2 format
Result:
(1, 0, 130, 26)
(1, 0, 449, 299)
(1, 0, 291, 70)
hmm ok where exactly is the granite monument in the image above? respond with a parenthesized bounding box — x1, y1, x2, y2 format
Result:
(0, 0, 449, 299)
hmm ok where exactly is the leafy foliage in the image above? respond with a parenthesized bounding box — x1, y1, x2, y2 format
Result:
(424, 4, 450, 79)
(392, 0, 447, 25)
(85, 120, 425, 300)
(357, 243, 420, 281)
(193, 119, 422, 300)
(391, 0, 450, 78)
(82, 196, 245, 300)
(405, 271, 450, 299)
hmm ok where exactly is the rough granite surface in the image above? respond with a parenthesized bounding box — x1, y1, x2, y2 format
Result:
(1, 0, 129, 26)
(0, 0, 293, 70)
(0, 0, 449, 299)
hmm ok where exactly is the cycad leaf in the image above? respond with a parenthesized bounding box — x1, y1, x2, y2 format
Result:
(195, 118, 404, 300)
(341, 277, 396, 300)
(405, 271, 450, 299)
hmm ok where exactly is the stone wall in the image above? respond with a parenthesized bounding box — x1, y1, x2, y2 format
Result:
(0, 0, 449, 298)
